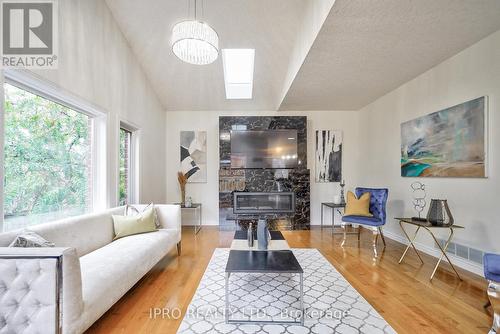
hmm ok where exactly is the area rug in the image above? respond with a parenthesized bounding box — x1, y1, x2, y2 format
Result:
(178, 248, 395, 333)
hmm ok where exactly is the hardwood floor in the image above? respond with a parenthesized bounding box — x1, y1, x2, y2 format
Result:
(86, 226, 492, 333)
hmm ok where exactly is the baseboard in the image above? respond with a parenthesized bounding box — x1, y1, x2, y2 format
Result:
(382, 229, 484, 278)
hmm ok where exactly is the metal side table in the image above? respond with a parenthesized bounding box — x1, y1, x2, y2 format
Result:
(395, 217, 464, 281)
(175, 203, 202, 234)
(321, 202, 358, 236)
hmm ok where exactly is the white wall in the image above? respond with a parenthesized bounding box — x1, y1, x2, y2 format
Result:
(166, 110, 361, 226)
(2, 0, 166, 207)
(358, 30, 500, 257)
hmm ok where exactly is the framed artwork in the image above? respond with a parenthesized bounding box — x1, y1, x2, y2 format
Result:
(401, 96, 487, 178)
(180, 131, 207, 183)
(315, 130, 342, 182)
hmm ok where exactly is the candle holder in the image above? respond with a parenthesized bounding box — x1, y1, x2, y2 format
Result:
(340, 180, 346, 204)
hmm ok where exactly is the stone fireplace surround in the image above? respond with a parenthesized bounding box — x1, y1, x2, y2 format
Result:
(218, 116, 310, 230)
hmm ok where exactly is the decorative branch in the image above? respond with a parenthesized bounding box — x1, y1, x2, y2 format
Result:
(177, 171, 187, 205)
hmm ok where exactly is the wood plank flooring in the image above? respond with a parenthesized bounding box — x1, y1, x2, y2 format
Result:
(86, 227, 492, 334)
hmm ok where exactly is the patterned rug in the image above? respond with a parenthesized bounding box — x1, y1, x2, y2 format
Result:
(178, 248, 395, 333)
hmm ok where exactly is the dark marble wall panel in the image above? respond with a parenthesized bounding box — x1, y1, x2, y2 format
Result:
(218, 116, 310, 230)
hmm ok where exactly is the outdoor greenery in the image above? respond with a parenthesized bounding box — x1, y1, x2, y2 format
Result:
(3, 83, 91, 225)
(119, 128, 129, 205)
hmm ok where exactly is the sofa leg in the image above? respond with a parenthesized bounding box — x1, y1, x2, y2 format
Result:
(177, 242, 182, 256)
(489, 281, 500, 333)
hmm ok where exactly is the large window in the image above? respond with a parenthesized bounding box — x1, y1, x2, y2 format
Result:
(3, 83, 92, 231)
(119, 127, 131, 205)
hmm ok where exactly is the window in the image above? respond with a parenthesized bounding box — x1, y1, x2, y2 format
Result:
(119, 127, 131, 205)
(222, 49, 255, 99)
(3, 83, 93, 231)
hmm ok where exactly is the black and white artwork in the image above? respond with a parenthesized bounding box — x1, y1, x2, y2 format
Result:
(180, 131, 207, 183)
(315, 130, 342, 182)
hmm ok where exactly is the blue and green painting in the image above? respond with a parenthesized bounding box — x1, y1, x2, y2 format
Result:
(401, 97, 486, 178)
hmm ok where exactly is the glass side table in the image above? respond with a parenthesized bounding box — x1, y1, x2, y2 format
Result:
(175, 203, 202, 234)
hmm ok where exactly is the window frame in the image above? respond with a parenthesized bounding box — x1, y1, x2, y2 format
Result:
(0, 69, 108, 231)
(118, 120, 140, 206)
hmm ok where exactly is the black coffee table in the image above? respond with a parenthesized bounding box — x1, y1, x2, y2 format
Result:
(225, 250, 304, 325)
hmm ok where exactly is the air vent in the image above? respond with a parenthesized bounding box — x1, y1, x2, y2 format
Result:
(435, 239, 484, 265)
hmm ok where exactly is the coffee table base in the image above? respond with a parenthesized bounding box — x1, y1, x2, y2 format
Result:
(225, 272, 304, 325)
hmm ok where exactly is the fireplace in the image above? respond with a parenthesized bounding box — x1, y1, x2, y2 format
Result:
(233, 192, 295, 214)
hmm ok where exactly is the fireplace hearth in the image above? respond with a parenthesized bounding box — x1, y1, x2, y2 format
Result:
(233, 192, 295, 214)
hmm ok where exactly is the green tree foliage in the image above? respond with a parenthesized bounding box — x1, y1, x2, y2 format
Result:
(118, 128, 129, 205)
(3, 83, 91, 221)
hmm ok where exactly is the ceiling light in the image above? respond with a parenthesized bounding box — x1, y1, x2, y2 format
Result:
(172, 1, 219, 65)
(222, 49, 255, 99)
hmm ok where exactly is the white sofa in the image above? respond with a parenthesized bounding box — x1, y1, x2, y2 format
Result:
(0, 204, 181, 334)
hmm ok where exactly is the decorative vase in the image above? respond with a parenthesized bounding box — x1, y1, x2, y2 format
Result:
(426, 199, 454, 226)
(185, 196, 192, 208)
(247, 223, 254, 247)
(181, 189, 186, 206)
(257, 219, 269, 250)
(333, 195, 341, 204)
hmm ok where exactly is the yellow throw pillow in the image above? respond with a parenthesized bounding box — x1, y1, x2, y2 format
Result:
(113, 207, 157, 240)
(344, 191, 373, 217)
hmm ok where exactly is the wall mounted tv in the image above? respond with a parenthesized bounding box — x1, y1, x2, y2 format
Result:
(230, 130, 298, 169)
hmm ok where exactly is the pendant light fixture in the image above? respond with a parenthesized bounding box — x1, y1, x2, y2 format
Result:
(171, 0, 219, 65)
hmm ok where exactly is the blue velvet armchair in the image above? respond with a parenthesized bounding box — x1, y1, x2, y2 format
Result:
(341, 187, 389, 255)
(484, 253, 500, 333)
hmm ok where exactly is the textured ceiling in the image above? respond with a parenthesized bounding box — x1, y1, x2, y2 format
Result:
(279, 0, 500, 110)
(106, 0, 500, 111)
(105, 0, 309, 111)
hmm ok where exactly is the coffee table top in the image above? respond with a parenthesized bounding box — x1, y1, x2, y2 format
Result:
(226, 250, 303, 273)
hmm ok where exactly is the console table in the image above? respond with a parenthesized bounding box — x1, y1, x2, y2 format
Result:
(395, 217, 464, 281)
(174, 203, 202, 234)
(320, 202, 357, 235)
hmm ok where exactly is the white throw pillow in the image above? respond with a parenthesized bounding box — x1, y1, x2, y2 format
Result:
(126, 203, 161, 228)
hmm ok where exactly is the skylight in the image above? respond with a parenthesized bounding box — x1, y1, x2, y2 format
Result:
(222, 49, 255, 99)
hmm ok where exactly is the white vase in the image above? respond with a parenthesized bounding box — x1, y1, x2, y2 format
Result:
(333, 195, 341, 204)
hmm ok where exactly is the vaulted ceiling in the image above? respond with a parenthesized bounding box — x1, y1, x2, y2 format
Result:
(106, 0, 500, 111)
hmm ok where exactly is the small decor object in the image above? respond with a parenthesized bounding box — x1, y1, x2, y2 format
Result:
(426, 199, 454, 226)
(257, 219, 269, 250)
(410, 182, 427, 220)
(333, 195, 342, 205)
(340, 179, 346, 203)
(315, 130, 342, 182)
(401, 96, 487, 178)
(171, 0, 219, 65)
(247, 222, 254, 247)
(185, 196, 193, 208)
(180, 131, 207, 183)
(177, 172, 187, 205)
(344, 191, 373, 217)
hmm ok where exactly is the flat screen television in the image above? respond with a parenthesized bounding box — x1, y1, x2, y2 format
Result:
(230, 130, 298, 168)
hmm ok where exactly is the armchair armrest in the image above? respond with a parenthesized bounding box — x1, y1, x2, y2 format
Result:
(0, 247, 83, 334)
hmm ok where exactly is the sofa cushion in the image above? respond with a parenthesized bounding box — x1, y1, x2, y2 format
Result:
(9, 231, 55, 247)
(78, 229, 176, 330)
(28, 207, 125, 257)
(112, 207, 157, 240)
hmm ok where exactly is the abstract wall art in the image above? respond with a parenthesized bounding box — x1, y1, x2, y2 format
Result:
(315, 130, 342, 182)
(180, 131, 207, 183)
(401, 96, 487, 178)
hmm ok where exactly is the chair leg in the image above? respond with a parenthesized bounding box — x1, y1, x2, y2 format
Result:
(341, 224, 347, 247)
(378, 227, 386, 246)
(489, 281, 500, 333)
(177, 242, 182, 256)
(358, 226, 361, 241)
(372, 231, 379, 257)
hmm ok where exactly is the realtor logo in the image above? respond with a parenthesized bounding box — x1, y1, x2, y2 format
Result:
(1, 0, 58, 68)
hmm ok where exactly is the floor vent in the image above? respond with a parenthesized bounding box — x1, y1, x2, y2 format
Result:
(436, 239, 483, 265)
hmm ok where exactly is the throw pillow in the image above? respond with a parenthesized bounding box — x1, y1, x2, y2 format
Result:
(126, 203, 161, 228)
(9, 231, 55, 247)
(344, 191, 373, 217)
(113, 207, 157, 240)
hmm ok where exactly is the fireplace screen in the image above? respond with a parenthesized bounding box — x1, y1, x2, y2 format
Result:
(233, 192, 295, 214)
